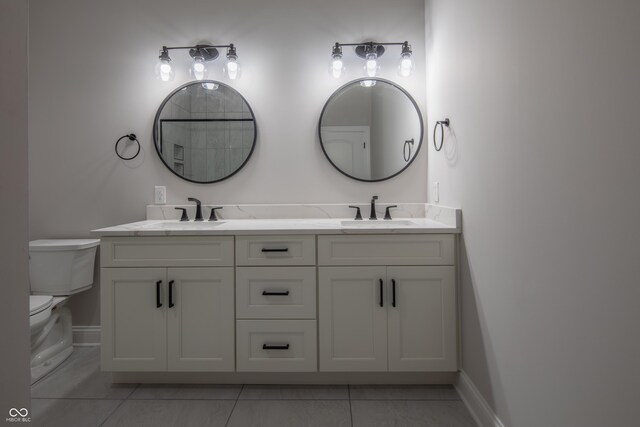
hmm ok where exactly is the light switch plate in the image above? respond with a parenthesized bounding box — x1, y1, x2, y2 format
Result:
(154, 186, 167, 204)
(433, 182, 440, 203)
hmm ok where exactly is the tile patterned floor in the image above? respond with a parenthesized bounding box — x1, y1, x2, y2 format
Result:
(31, 347, 477, 427)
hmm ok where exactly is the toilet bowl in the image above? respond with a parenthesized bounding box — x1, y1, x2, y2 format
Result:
(29, 239, 99, 384)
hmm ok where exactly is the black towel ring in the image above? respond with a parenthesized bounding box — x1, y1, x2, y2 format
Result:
(115, 134, 140, 160)
(433, 118, 450, 152)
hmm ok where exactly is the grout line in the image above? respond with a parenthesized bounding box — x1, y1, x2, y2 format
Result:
(222, 398, 351, 401)
(348, 385, 354, 427)
(224, 384, 243, 427)
(348, 398, 461, 401)
(99, 398, 128, 427)
(123, 383, 140, 400)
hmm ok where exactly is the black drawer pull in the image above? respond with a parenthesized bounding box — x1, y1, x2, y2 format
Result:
(392, 279, 396, 307)
(261, 247, 289, 253)
(379, 279, 384, 307)
(262, 343, 290, 350)
(168, 280, 175, 308)
(156, 280, 162, 308)
(262, 290, 290, 296)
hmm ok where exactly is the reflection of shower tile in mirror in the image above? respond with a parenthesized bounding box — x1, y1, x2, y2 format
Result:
(211, 148, 226, 180)
(182, 146, 192, 177)
(175, 89, 191, 114)
(224, 89, 244, 113)
(190, 147, 206, 179)
(190, 122, 207, 149)
(227, 122, 244, 149)
(205, 149, 215, 181)
(242, 123, 255, 148)
(163, 123, 175, 143)
(227, 148, 244, 173)
(190, 87, 207, 113)
(206, 122, 226, 149)
(224, 111, 245, 120)
(206, 90, 224, 114)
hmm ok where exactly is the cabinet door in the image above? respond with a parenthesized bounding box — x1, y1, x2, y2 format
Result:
(319, 266, 387, 371)
(101, 268, 167, 371)
(167, 267, 235, 371)
(387, 266, 457, 371)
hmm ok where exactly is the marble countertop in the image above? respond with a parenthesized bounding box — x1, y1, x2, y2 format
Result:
(91, 217, 460, 237)
(91, 203, 461, 236)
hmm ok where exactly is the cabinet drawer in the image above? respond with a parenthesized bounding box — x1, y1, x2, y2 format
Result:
(236, 235, 316, 266)
(318, 234, 454, 266)
(236, 267, 316, 319)
(236, 320, 317, 372)
(101, 236, 234, 267)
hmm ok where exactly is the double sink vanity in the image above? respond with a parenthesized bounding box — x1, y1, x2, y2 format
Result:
(92, 202, 461, 384)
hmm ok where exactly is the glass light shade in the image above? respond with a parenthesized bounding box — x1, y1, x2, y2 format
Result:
(331, 56, 344, 79)
(190, 57, 208, 80)
(202, 82, 219, 90)
(155, 59, 174, 82)
(225, 57, 239, 80)
(399, 53, 413, 77)
(365, 53, 378, 78)
(360, 79, 377, 87)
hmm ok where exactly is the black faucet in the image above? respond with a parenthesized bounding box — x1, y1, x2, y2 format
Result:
(188, 197, 203, 221)
(369, 195, 379, 220)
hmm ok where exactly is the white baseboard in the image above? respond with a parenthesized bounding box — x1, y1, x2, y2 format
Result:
(72, 326, 101, 347)
(455, 370, 504, 427)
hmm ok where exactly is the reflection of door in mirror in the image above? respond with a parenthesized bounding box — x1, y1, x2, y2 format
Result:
(319, 79, 423, 182)
(322, 126, 371, 180)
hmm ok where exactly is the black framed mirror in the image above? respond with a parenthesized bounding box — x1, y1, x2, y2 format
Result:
(319, 78, 423, 182)
(153, 80, 256, 183)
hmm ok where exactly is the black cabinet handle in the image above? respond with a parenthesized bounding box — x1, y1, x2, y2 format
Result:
(262, 343, 290, 350)
(262, 290, 290, 296)
(379, 279, 384, 307)
(156, 280, 162, 308)
(392, 279, 396, 307)
(261, 247, 289, 253)
(168, 280, 175, 308)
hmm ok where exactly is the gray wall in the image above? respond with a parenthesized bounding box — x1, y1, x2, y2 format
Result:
(426, 0, 640, 425)
(0, 0, 31, 418)
(28, 0, 426, 326)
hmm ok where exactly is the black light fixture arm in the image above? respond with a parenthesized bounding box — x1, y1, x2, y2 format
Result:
(334, 41, 408, 48)
(162, 43, 234, 52)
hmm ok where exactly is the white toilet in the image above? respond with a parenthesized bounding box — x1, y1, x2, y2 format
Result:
(29, 239, 100, 384)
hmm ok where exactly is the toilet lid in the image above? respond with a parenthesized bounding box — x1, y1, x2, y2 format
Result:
(30, 295, 53, 315)
(29, 239, 100, 251)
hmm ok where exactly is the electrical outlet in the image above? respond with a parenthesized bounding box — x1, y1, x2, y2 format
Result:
(154, 186, 167, 204)
(433, 182, 440, 203)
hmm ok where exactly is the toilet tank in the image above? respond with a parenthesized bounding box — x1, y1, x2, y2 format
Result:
(29, 239, 100, 296)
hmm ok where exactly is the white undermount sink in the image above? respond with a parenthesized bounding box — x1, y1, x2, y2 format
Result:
(143, 220, 225, 229)
(340, 219, 416, 227)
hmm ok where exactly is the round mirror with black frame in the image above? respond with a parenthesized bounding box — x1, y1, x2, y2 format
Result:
(318, 78, 423, 182)
(153, 80, 256, 184)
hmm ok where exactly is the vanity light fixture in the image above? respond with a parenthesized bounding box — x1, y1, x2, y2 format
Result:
(155, 43, 240, 82)
(155, 48, 175, 82)
(329, 41, 414, 78)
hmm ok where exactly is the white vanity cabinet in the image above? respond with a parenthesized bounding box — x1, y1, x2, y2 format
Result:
(235, 235, 318, 372)
(99, 231, 458, 378)
(318, 235, 457, 372)
(100, 237, 235, 372)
